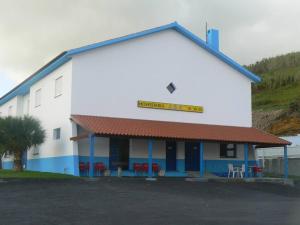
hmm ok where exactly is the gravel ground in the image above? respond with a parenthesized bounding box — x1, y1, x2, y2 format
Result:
(0, 178, 300, 225)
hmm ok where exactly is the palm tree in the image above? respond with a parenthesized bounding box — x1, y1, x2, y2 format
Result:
(0, 143, 4, 169)
(0, 116, 45, 171)
(0, 117, 6, 169)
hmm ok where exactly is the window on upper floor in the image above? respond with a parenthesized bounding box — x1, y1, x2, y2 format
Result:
(220, 143, 237, 158)
(32, 146, 40, 155)
(4, 151, 11, 158)
(8, 105, 13, 116)
(35, 89, 41, 107)
(53, 128, 61, 140)
(55, 76, 62, 97)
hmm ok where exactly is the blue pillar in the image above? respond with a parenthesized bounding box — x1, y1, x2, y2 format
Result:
(199, 141, 204, 177)
(284, 145, 288, 179)
(89, 133, 95, 177)
(148, 139, 153, 178)
(244, 143, 249, 178)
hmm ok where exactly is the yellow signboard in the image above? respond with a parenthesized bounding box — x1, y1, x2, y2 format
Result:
(137, 100, 203, 113)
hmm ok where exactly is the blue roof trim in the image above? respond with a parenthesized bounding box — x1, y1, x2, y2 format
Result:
(0, 54, 71, 105)
(173, 23, 261, 83)
(66, 21, 260, 83)
(0, 22, 260, 106)
(67, 22, 178, 56)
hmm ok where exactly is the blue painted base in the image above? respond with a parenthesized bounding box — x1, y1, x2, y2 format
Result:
(2, 155, 259, 178)
(165, 171, 187, 177)
(204, 160, 256, 174)
(26, 155, 79, 176)
(2, 161, 14, 169)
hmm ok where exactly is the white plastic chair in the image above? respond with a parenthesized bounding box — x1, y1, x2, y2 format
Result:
(228, 164, 239, 178)
(240, 164, 245, 178)
(227, 164, 233, 178)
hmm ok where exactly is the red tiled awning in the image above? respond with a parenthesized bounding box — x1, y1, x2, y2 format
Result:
(70, 115, 290, 146)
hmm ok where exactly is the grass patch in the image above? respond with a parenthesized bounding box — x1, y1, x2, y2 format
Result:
(253, 83, 300, 111)
(0, 169, 77, 179)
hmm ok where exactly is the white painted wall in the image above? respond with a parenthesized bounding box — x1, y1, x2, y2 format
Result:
(77, 137, 255, 161)
(21, 94, 30, 116)
(27, 61, 74, 159)
(0, 96, 18, 117)
(130, 139, 165, 159)
(204, 142, 255, 160)
(78, 137, 109, 157)
(0, 94, 30, 118)
(177, 142, 185, 160)
(71, 29, 252, 127)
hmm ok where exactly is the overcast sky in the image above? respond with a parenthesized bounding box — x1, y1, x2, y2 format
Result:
(1, 0, 300, 97)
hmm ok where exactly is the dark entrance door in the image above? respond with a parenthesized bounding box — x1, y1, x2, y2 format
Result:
(109, 138, 129, 170)
(185, 142, 200, 171)
(166, 141, 177, 171)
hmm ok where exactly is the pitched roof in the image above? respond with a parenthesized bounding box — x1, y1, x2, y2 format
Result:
(70, 115, 290, 146)
(0, 22, 261, 106)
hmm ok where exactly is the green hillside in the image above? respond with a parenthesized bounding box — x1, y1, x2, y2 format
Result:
(248, 52, 300, 135)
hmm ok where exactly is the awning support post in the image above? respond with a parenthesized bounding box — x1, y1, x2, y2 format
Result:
(244, 143, 249, 178)
(200, 141, 204, 177)
(89, 133, 95, 177)
(284, 145, 288, 179)
(148, 139, 153, 178)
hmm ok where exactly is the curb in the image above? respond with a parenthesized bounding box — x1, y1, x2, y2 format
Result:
(146, 177, 157, 181)
(185, 177, 208, 182)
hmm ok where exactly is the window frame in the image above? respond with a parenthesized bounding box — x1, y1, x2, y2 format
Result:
(53, 128, 61, 140)
(8, 105, 13, 116)
(166, 82, 176, 94)
(35, 88, 42, 108)
(32, 146, 40, 155)
(54, 76, 63, 98)
(220, 143, 237, 158)
(4, 151, 11, 158)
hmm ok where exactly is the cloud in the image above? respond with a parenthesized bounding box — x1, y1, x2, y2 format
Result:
(0, 0, 300, 87)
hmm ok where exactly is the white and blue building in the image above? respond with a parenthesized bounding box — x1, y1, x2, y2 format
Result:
(0, 22, 290, 178)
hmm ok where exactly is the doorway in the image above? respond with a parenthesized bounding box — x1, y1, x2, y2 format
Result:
(109, 138, 129, 170)
(166, 141, 177, 171)
(185, 142, 200, 171)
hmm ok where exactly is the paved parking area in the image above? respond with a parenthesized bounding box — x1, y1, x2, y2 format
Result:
(0, 178, 300, 225)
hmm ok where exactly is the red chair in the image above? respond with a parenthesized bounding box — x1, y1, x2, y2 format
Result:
(152, 163, 159, 173)
(94, 162, 106, 176)
(253, 166, 263, 177)
(142, 163, 149, 175)
(133, 163, 143, 175)
(79, 162, 86, 176)
(85, 162, 90, 175)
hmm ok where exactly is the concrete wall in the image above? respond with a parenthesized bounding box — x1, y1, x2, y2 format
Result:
(71, 29, 252, 127)
(263, 158, 300, 176)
